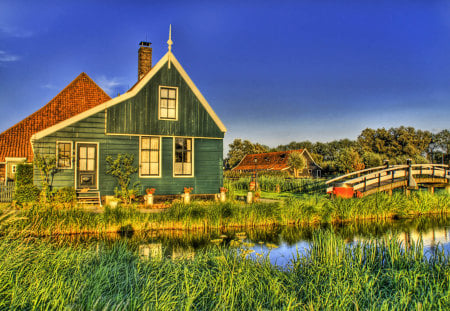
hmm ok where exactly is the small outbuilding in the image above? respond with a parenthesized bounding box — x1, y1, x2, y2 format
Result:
(232, 149, 321, 178)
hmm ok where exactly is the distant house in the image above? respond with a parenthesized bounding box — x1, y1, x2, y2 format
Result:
(232, 149, 321, 178)
(30, 38, 226, 196)
(0, 73, 111, 183)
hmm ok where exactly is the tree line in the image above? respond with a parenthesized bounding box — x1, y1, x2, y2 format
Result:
(226, 127, 449, 175)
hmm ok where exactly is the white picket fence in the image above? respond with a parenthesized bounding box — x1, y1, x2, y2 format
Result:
(0, 183, 14, 202)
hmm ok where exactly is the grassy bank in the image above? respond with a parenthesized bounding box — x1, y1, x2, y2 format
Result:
(0, 230, 449, 309)
(0, 191, 448, 236)
(0, 191, 449, 236)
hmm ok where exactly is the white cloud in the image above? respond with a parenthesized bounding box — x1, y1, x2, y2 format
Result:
(42, 83, 57, 90)
(0, 50, 19, 63)
(0, 25, 32, 38)
(96, 75, 124, 95)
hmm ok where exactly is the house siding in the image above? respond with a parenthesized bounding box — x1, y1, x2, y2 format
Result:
(106, 62, 224, 138)
(33, 111, 223, 195)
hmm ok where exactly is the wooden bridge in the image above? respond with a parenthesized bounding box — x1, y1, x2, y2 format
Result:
(326, 163, 450, 198)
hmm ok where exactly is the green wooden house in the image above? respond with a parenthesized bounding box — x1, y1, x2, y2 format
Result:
(31, 40, 226, 198)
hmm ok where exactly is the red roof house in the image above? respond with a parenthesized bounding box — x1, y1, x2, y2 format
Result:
(0, 72, 110, 183)
(232, 149, 322, 177)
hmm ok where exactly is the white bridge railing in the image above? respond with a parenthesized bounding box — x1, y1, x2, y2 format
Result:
(326, 164, 449, 194)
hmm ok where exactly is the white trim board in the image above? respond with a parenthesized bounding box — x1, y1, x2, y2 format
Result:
(5, 157, 27, 162)
(31, 52, 227, 141)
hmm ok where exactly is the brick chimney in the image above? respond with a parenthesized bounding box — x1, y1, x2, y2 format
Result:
(138, 41, 152, 80)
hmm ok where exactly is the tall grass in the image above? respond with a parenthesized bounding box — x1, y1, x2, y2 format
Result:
(225, 175, 326, 194)
(1, 230, 449, 309)
(282, 191, 450, 224)
(0, 191, 448, 236)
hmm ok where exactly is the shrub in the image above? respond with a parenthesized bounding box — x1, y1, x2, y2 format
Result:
(14, 163, 36, 203)
(14, 184, 41, 204)
(34, 154, 57, 203)
(53, 187, 77, 204)
(106, 154, 138, 204)
(15, 163, 33, 186)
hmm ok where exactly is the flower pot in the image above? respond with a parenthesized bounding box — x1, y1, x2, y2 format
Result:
(183, 192, 191, 204)
(219, 191, 226, 202)
(145, 194, 154, 207)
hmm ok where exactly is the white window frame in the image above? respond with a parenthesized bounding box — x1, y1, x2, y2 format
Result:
(139, 136, 162, 178)
(173, 137, 194, 178)
(56, 141, 73, 169)
(158, 85, 178, 121)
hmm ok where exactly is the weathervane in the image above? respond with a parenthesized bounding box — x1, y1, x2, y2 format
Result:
(167, 24, 173, 69)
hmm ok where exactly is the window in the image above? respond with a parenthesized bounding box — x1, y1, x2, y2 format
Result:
(159, 86, 177, 120)
(174, 138, 193, 176)
(140, 136, 160, 176)
(57, 142, 72, 168)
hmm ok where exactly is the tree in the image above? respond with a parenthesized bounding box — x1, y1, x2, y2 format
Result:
(335, 148, 365, 173)
(433, 129, 450, 164)
(362, 151, 384, 168)
(226, 139, 268, 168)
(358, 126, 432, 160)
(287, 151, 306, 177)
(34, 154, 57, 203)
(105, 154, 138, 204)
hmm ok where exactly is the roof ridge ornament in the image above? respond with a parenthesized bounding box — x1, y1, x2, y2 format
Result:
(167, 24, 173, 69)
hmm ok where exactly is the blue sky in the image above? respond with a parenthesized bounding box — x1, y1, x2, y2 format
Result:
(1, 0, 449, 151)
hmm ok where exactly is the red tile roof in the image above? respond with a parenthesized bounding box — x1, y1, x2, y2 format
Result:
(0, 72, 111, 162)
(232, 149, 305, 171)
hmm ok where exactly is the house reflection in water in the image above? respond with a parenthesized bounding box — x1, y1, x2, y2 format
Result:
(138, 243, 195, 260)
(170, 247, 195, 260)
(399, 228, 450, 252)
(139, 243, 163, 260)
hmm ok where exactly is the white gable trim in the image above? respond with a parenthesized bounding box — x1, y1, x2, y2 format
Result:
(169, 53, 227, 133)
(31, 52, 226, 141)
(301, 149, 322, 169)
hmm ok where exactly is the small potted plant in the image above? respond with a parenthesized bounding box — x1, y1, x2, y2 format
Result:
(109, 196, 120, 208)
(219, 187, 227, 202)
(145, 188, 155, 207)
(183, 187, 193, 204)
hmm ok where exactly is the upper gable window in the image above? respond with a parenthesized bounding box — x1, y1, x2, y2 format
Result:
(159, 86, 178, 120)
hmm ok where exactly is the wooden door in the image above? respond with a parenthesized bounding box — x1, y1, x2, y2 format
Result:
(77, 143, 97, 189)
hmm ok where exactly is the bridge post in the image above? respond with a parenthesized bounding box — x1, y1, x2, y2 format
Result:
(388, 189, 392, 196)
(407, 159, 417, 189)
(384, 160, 390, 175)
(428, 186, 434, 195)
(404, 188, 410, 197)
(446, 185, 450, 195)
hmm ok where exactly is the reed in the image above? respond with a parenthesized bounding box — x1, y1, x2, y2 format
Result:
(0, 230, 449, 309)
(0, 191, 448, 236)
(225, 176, 326, 194)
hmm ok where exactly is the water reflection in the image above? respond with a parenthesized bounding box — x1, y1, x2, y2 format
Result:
(45, 215, 450, 266)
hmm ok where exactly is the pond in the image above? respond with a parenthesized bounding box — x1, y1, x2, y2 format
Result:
(47, 215, 450, 267)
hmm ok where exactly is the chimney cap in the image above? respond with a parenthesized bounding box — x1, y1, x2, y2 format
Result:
(139, 41, 151, 47)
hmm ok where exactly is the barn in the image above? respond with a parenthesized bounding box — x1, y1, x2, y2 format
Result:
(232, 149, 321, 178)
